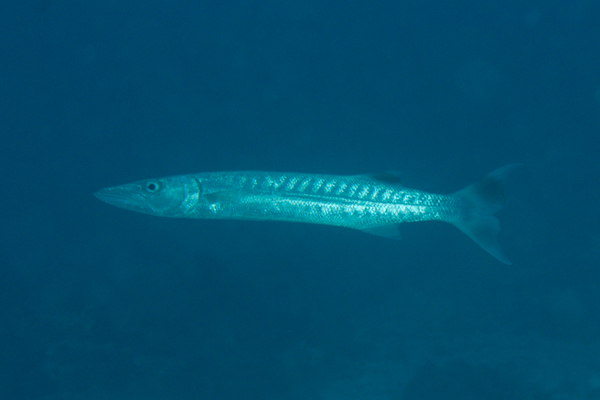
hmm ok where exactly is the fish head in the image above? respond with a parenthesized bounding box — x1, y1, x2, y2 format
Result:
(94, 175, 201, 217)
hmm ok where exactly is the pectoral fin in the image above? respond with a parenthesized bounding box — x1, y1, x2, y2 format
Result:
(204, 190, 242, 204)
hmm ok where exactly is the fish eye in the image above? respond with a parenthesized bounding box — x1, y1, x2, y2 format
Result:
(145, 182, 159, 192)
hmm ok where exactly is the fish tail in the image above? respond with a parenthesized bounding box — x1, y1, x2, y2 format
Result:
(450, 164, 521, 264)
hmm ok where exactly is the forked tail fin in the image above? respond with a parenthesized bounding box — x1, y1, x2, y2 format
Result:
(450, 164, 521, 264)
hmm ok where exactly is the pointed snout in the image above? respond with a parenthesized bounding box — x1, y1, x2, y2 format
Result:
(94, 184, 149, 213)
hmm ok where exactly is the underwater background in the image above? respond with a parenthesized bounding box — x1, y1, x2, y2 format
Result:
(1, 0, 600, 399)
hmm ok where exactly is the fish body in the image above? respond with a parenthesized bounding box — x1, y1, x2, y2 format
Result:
(95, 164, 520, 264)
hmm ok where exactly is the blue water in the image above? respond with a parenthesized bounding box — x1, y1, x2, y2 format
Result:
(2, 1, 600, 399)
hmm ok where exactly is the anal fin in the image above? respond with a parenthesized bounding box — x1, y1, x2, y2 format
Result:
(359, 224, 403, 240)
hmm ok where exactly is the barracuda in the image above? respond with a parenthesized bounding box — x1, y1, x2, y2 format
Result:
(95, 164, 520, 264)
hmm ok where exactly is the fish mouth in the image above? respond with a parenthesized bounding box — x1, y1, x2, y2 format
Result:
(94, 186, 148, 212)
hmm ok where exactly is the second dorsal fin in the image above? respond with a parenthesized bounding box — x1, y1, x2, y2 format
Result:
(362, 171, 403, 185)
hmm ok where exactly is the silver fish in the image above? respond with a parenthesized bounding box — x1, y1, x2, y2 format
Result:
(95, 164, 520, 264)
